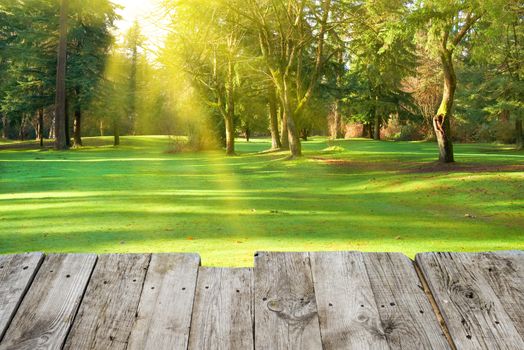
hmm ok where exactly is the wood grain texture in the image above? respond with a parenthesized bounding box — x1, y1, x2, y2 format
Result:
(188, 267, 253, 350)
(310, 251, 388, 350)
(467, 251, 524, 338)
(127, 253, 200, 350)
(363, 253, 451, 349)
(416, 252, 524, 350)
(0, 253, 43, 340)
(0, 254, 96, 350)
(254, 252, 322, 350)
(63, 254, 150, 350)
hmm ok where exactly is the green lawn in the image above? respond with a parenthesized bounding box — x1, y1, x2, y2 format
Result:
(0, 136, 523, 266)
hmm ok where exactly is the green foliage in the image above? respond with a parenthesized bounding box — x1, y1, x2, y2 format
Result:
(68, 0, 117, 111)
(0, 0, 117, 141)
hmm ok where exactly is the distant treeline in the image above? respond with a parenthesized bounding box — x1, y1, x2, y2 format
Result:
(0, 0, 522, 160)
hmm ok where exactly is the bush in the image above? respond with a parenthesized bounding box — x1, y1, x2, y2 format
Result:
(493, 120, 516, 144)
(383, 116, 424, 141)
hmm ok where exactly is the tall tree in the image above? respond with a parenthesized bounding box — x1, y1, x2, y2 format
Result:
(245, 0, 336, 157)
(55, 0, 69, 150)
(68, 0, 116, 147)
(471, 1, 523, 149)
(344, 0, 415, 140)
(415, 0, 509, 162)
(163, 0, 246, 155)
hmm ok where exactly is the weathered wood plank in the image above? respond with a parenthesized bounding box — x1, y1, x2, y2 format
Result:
(188, 267, 253, 350)
(416, 252, 524, 349)
(127, 253, 200, 350)
(310, 251, 388, 350)
(254, 252, 322, 350)
(63, 254, 150, 350)
(468, 251, 524, 338)
(0, 254, 96, 350)
(0, 253, 43, 340)
(363, 252, 451, 349)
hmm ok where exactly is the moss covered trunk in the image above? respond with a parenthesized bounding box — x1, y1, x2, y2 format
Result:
(434, 50, 455, 163)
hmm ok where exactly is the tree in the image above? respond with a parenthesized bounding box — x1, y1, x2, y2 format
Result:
(267, 85, 282, 149)
(415, 0, 508, 162)
(55, 0, 69, 150)
(68, 0, 116, 147)
(0, 0, 58, 144)
(403, 44, 442, 139)
(343, 1, 416, 140)
(162, 0, 246, 155)
(245, 0, 336, 157)
(471, 1, 523, 149)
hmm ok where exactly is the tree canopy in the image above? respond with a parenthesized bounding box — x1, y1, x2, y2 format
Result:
(0, 0, 522, 156)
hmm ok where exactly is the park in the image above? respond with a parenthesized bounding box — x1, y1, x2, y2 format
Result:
(0, 0, 523, 349)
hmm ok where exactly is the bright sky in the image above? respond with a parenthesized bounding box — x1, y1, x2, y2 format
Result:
(111, 0, 169, 52)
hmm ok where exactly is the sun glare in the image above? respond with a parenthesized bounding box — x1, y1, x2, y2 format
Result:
(111, 0, 168, 49)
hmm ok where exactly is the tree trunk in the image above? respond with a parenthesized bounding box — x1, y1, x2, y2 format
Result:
(373, 112, 381, 140)
(73, 105, 82, 147)
(281, 79, 301, 157)
(300, 128, 309, 141)
(268, 87, 282, 149)
(516, 118, 523, 150)
(333, 100, 343, 139)
(113, 119, 120, 146)
(245, 128, 250, 142)
(360, 123, 367, 138)
(54, 0, 68, 150)
(280, 106, 289, 149)
(65, 97, 71, 147)
(224, 114, 234, 155)
(100, 119, 104, 136)
(2, 114, 9, 139)
(19, 115, 26, 141)
(224, 59, 235, 156)
(434, 50, 455, 163)
(48, 117, 55, 139)
(38, 109, 44, 147)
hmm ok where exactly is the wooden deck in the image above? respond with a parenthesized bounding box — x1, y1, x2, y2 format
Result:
(0, 251, 522, 349)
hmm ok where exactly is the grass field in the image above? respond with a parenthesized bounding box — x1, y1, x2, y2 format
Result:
(0, 136, 523, 266)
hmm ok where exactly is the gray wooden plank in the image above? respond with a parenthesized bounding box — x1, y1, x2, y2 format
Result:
(254, 252, 322, 350)
(63, 254, 150, 350)
(451, 251, 524, 338)
(0, 254, 96, 350)
(416, 252, 524, 349)
(0, 253, 44, 339)
(362, 252, 451, 349)
(127, 253, 200, 350)
(188, 267, 253, 350)
(310, 251, 389, 350)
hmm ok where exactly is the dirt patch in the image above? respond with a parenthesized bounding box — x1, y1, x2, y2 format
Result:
(0, 141, 53, 150)
(310, 157, 400, 172)
(403, 162, 524, 174)
(311, 157, 524, 174)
